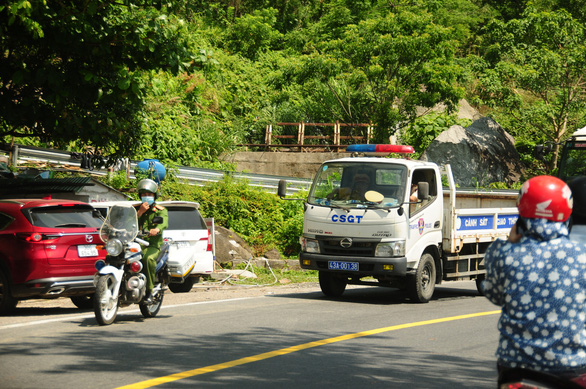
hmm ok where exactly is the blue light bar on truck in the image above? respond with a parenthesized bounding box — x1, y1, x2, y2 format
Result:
(346, 144, 415, 154)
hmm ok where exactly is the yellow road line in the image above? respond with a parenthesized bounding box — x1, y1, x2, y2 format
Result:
(118, 310, 500, 389)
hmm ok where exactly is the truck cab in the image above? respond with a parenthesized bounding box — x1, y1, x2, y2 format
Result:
(558, 127, 586, 182)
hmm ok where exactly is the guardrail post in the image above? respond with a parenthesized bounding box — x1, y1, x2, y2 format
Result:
(265, 124, 272, 150)
(298, 122, 305, 151)
(10, 144, 18, 167)
(334, 121, 340, 150)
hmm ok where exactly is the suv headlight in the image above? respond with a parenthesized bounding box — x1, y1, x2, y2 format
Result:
(301, 237, 320, 254)
(375, 240, 405, 257)
(106, 239, 124, 256)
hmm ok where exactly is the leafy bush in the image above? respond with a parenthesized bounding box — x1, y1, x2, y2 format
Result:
(162, 176, 305, 256)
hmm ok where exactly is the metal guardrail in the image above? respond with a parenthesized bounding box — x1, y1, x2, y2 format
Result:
(2, 145, 312, 196)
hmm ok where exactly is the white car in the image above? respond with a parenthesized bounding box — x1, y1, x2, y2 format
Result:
(91, 200, 214, 293)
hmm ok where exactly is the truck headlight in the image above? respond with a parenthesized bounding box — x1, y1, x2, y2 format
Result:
(301, 237, 320, 254)
(375, 240, 405, 257)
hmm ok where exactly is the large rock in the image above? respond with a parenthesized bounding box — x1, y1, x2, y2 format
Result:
(214, 225, 255, 266)
(419, 117, 525, 187)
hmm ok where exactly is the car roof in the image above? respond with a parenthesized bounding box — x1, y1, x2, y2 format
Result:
(0, 198, 93, 211)
(91, 200, 200, 210)
(158, 201, 200, 209)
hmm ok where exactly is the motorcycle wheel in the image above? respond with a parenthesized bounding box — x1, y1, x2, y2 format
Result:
(140, 289, 164, 318)
(94, 275, 119, 326)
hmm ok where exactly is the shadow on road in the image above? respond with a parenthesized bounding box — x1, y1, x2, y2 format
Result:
(267, 283, 481, 305)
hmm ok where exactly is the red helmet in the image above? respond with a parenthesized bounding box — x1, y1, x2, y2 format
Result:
(517, 175, 573, 222)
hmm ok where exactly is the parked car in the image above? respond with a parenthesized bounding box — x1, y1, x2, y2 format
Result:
(92, 200, 214, 293)
(0, 199, 106, 315)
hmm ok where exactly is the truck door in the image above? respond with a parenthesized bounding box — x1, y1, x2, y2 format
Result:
(409, 168, 439, 218)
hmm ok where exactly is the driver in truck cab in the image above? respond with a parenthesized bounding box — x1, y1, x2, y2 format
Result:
(327, 171, 371, 201)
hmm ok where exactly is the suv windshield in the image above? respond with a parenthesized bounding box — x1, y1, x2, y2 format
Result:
(167, 207, 206, 230)
(27, 205, 103, 228)
(308, 162, 407, 209)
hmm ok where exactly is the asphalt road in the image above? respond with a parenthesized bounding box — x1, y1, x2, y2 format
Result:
(0, 281, 501, 389)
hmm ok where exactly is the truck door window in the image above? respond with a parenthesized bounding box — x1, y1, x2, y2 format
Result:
(410, 169, 437, 216)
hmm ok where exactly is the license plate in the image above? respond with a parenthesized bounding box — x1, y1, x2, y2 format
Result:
(174, 241, 191, 248)
(77, 245, 98, 257)
(328, 261, 359, 271)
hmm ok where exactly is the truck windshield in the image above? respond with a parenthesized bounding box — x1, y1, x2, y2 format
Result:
(308, 162, 407, 209)
(559, 141, 586, 181)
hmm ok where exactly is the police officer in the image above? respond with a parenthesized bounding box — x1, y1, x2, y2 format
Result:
(136, 179, 168, 304)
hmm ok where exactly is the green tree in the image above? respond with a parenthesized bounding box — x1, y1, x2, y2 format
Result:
(473, 8, 586, 170)
(0, 1, 194, 156)
(284, 9, 465, 141)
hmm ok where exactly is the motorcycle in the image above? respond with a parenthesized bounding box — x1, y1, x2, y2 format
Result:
(499, 368, 586, 389)
(93, 203, 170, 325)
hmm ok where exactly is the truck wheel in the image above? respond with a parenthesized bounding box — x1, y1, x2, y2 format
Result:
(319, 271, 347, 297)
(0, 270, 18, 315)
(408, 254, 436, 303)
(475, 275, 486, 296)
(168, 276, 197, 293)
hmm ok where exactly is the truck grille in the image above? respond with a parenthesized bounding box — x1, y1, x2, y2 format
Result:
(319, 238, 376, 257)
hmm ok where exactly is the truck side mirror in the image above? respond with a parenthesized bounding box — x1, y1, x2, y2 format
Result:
(417, 182, 429, 200)
(278, 179, 287, 199)
(534, 145, 545, 161)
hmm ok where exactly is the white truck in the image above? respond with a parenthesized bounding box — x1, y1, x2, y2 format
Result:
(279, 145, 519, 302)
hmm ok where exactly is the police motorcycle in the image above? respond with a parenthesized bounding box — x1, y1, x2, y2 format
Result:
(93, 203, 170, 326)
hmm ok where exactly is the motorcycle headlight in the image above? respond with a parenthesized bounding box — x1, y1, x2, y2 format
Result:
(375, 240, 405, 257)
(301, 237, 320, 254)
(105, 239, 124, 256)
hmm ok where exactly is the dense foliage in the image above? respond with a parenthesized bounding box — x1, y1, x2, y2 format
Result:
(3, 0, 585, 171)
(4, 0, 586, 257)
(157, 175, 305, 256)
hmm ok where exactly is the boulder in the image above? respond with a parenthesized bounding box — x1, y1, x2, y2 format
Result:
(214, 225, 255, 266)
(419, 117, 525, 187)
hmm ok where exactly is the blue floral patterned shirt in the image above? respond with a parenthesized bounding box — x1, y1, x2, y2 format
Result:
(482, 218, 586, 372)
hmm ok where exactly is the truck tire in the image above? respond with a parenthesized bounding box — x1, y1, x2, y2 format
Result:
(168, 276, 197, 293)
(475, 275, 486, 296)
(319, 271, 347, 297)
(0, 270, 18, 315)
(408, 253, 436, 303)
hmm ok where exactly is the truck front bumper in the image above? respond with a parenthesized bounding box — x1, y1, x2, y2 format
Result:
(299, 252, 407, 277)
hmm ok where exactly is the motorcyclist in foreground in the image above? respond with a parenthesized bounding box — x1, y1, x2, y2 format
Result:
(136, 178, 168, 304)
(482, 175, 586, 387)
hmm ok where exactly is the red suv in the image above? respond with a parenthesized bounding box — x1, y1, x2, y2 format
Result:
(0, 199, 106, 314)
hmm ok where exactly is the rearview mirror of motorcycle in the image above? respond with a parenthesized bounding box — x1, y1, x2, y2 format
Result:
(152, 216, 164, 225)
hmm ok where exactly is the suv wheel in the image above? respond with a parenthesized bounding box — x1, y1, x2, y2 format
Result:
(0, 270, 18, 315)
(70, 294, 95, 309)
(168, 276, 197, 293)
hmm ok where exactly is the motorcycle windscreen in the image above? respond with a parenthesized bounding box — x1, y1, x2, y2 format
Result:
(100, 204, 138, 244)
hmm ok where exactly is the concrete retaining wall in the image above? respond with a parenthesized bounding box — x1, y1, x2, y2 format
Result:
(224, 151, 352, 179)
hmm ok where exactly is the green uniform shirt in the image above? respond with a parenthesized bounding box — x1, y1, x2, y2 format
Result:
(137, 205, 168, 249)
